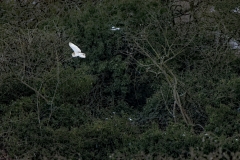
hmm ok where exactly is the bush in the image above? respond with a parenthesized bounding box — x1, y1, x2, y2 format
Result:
(1, 0, 240, 159)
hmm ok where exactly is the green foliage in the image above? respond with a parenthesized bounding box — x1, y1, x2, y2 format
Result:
(63, 0, 164, 111)
(206, 104, 240, 136)
(79, 116, 138, 159)
(42, 64, 96, 105)
(1, 105, 138, 159)
(1, 0, 240, 159)
(137, 123, 198, 157)
(0, 76, 34, 104)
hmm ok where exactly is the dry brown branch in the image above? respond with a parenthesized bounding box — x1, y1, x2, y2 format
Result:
(133, 31, 194, 125)
(19, 78, 50, 104)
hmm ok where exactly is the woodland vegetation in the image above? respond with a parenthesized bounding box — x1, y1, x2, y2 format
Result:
(1, 0, 240, 159)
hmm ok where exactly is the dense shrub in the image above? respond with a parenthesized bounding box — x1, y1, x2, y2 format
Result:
(1, 0, 240, 159)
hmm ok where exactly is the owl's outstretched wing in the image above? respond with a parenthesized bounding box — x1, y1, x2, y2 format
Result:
(69, 42, 81, 52)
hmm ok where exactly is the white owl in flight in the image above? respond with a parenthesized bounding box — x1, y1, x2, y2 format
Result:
(69, 42, 86, 58)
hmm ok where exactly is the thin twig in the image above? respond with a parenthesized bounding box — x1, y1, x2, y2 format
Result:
(47, 51, 60, 124)
(36, 83, 43, 130)
(20, 79, 49, 104)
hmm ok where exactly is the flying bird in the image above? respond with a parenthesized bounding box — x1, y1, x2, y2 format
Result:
(229, 39, 240, 50)
(111, 26, 120, 31)
(69, 42, 86, 58)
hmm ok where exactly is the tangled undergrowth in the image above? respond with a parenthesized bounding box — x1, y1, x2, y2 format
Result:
(1, 0, 240, 159)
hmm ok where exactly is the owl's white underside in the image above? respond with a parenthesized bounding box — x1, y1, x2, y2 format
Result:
(72, 52, 86, 58)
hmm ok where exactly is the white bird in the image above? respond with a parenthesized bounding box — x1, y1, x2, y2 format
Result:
(229, 39, 240, 50)
(69, 42, 86, 58)
(111, 26, 120, 31)
(232, 7, 240, 13)
(209, 6, 216, 13)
